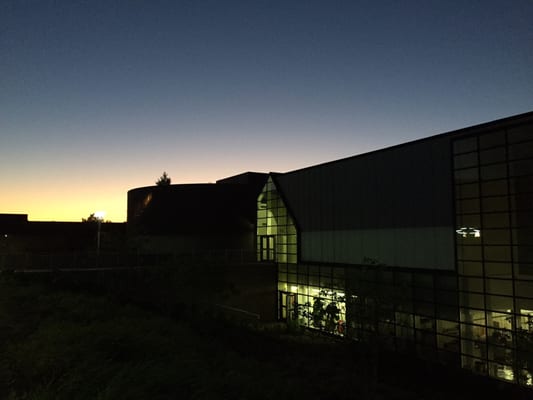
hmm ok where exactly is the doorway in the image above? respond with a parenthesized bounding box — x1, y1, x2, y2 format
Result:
(260, 235, 275, 261)
(280, 291, 297, 321)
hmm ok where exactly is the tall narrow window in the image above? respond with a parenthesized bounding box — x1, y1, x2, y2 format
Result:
(260, 235, 275, 261)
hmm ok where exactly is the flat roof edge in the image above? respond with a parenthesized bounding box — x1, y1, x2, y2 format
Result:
(279, 110, 533, 176)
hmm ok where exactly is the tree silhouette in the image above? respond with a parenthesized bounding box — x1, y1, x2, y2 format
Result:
(82, 213, 110, 223)
(82, 213, 99, 223)
(156, 171, 171, 186)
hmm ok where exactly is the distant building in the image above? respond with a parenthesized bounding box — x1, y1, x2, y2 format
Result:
(256, 111, 533, 388)
(127, 172, 268, 257)
(0, 213, 127, 268)
(126, 172, 276, 320)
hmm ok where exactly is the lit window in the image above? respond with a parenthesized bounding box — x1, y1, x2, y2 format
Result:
(456, 227, 481, 238)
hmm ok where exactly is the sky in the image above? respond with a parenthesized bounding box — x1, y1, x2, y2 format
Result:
(1, 0, 532, 222)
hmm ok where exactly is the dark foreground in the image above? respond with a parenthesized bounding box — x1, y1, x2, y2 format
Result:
(0, 276, 529, 400)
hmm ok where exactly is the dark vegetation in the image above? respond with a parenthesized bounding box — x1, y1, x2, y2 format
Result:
(155, 172, 171, 186)
(0, 270, 530, 400)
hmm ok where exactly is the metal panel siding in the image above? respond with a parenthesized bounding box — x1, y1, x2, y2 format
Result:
(278, 137, 453, 230)
(301, 227, 454, 269)
(277, 137, 455, 270)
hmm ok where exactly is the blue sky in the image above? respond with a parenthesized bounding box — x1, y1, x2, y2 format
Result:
(1, 0, 532, 221)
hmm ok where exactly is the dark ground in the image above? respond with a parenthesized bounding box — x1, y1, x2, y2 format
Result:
(0, 274, 530, 400)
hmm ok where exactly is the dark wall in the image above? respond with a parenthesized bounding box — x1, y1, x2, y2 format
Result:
(273, 137, 455, 270)
(276, 136, 453, 232)
(272, 111, 533, 270)
(127, 172, 268, 252)
(0, 214, 127, 254)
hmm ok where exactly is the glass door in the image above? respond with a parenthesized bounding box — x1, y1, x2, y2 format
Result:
(260, 235, 275, 261)
(280, 291, 297, 321)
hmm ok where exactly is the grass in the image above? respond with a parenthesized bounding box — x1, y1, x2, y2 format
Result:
(0, 274, 529, 400)
(0, 275, 356, 400)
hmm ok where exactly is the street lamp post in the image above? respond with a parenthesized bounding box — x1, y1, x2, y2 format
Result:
(94, 211, 106, 261)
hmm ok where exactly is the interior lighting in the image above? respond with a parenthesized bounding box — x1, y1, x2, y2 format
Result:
(456, 227, 481, 238)
(142, 193, 152, 208)
(290, 285, 298, 293)
(94, 211, 106, 220)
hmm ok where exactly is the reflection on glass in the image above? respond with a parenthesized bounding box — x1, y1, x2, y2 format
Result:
(456, 227, 481, 238)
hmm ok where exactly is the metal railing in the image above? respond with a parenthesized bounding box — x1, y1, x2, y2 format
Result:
(0, 249, 258, 272)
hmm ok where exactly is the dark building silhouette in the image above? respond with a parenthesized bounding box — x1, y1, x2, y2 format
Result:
(126, 171, 276, 321)
(2, 111, 533, 389)
(0, 213, 127, 268)
(256, 111, 533, 389)
(127, 172, 268, 256)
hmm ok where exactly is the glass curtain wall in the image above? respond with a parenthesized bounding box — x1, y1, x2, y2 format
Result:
(453, 125, 533, 386)
(257, 177, 297, 264)
(258, 126, 533, 389)
(256, 178, 462, 353)
(257, 178, 347, 330)
(257, 177, 298, 320)
(343, 265, 460, 365)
